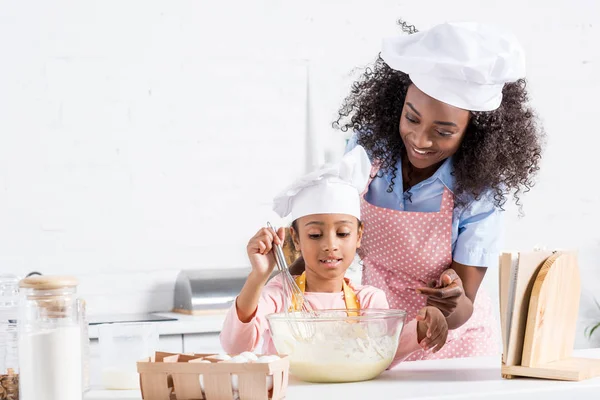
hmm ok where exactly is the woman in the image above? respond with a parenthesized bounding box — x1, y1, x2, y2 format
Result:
(293, 21, 543, 361)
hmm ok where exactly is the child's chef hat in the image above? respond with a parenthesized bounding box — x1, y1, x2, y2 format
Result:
(273, 146, 371, 221)
(381, 22, 526, 111)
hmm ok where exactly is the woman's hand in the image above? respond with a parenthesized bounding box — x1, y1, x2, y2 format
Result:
(416, 269, 464, 317)
(246, 227, 285, 280)
(416, 306, 449, 353)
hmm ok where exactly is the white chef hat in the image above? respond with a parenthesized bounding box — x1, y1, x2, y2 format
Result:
(273, 145, 371, 221)
(381, 21, 526, 111)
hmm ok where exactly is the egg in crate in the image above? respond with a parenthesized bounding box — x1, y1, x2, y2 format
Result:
(218, 353, 280, 393)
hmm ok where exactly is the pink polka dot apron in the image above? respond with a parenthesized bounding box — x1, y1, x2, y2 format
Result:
(359, 165, 499, 360)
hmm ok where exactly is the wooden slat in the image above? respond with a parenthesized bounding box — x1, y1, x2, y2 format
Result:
(171, 373, 204, 400)
(238, 372, 269, 400)
(203, 373, 235, 400)
(271, 370, 283, 400)
(139, 372, 172, 400)
(502, 358, 600, 381)
(501, 251, 553, 366)
(522, 252, 579, 367)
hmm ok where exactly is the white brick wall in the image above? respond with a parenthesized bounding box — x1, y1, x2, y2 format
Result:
(0, 0, 598, 347)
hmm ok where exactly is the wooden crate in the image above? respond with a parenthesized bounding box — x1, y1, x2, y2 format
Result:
(137, 352, 289, 400)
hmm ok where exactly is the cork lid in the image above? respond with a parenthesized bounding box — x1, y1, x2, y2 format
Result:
(19, 275, 79, 290)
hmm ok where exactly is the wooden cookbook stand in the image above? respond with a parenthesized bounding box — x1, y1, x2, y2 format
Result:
(500, 251, 600, 381)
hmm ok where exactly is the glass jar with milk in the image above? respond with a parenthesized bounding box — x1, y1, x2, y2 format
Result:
(18, 276, 82, 400)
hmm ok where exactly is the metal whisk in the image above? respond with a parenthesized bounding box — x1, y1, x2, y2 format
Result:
(267, 222, 316, 341)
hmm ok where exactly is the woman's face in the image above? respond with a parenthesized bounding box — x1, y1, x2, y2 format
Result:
(399, 84, 471, 170)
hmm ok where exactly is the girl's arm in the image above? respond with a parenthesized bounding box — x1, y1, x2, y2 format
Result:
(219, 226, 285, 353)
(219, 275, 282, 354)
(235, 271, 271, 322)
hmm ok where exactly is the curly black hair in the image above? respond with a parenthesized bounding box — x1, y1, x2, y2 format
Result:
(334, 20, 544, 211)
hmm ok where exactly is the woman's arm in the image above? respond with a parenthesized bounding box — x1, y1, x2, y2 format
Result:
(424, 193, 501, 329)
(416, 262, 486, 330)
(445, 261, 486, 329)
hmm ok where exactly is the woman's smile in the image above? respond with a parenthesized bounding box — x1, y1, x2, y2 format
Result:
(407, 144, 437, 160)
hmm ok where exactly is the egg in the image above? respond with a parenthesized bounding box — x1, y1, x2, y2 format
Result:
(229, 355, 249, 363)
(255, 355, 280, 363)
(211, 353, 231, 361)
(239, 351, 259, 362)
(196, 360, 211, 391)
(254, 355, 280, 390)
(220, 354, 248, 391)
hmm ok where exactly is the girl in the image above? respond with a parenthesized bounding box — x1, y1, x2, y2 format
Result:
(220, 146, 448, 365)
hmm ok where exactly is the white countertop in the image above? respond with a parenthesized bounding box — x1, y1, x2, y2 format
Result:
(87, 312, 227, 339)
(84, 348, 600, 400)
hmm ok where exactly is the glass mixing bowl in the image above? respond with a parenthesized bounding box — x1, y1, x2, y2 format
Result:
(266, 308, 406, 383)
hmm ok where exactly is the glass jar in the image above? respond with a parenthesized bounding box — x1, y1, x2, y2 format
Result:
(18, 276, 82, 400)
(0, 274, 20, 400)
(78, 298, 90, 393)
(98, 322, 159, 389)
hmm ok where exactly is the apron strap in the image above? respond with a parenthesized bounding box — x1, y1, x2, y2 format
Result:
(293, 272, 360, 316)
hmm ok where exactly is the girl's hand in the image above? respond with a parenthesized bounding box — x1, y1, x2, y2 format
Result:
(246, 226, 285, 280)
(416, 306, 449, 353)
(416, 269, 464, 317)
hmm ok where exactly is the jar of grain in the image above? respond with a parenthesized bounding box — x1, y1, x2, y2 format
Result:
(0, 274, 19, 400)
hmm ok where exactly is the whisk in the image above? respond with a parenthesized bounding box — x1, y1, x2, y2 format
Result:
(267, 222, 316, 341)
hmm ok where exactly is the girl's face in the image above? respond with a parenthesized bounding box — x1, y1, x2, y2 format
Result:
(399, 84, 471, 170)
(291, 214, 362, 282)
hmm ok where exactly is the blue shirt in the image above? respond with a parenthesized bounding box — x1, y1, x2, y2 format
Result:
(346, 135, 503, 268)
